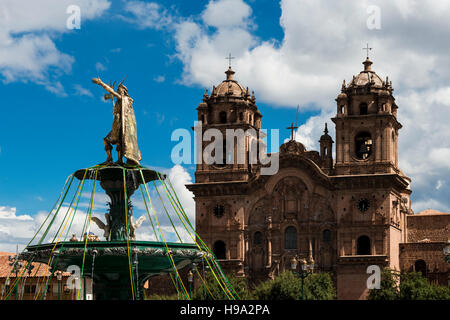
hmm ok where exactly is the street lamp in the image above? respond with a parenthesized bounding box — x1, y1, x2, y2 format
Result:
(187, 269, 194, 298)
(444, 240, 450, 263)
(56, 271, 62, 300)
(290, 256, 314, 300)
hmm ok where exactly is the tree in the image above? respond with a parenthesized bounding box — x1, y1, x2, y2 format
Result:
(368, 268, 450, 300)
(251, 271, 336, 300)
(304, 272, 336, 300)
(368, 268, 399, 300)
(399, 271, 450, 300)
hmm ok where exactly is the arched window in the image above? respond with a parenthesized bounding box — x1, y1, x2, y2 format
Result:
(355, 132, 373, 160)
(254, 231, 262, 245)
(213, 240, 226, 259)
(356, 235, 371, 255)
(219, 111, 227, 124)
(239, 112, 243, 121)
(414, 259, 427, 277)
(322, 229, 331, 242)
(284, 226, 297, 249)
(359, 103, 368, 115)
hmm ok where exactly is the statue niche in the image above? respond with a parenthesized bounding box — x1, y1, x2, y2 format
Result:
(248, 198, 268, 273)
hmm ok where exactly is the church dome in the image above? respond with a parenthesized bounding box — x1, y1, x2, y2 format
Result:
(212, 67, 248, 97)
(349, 58, 383, 88)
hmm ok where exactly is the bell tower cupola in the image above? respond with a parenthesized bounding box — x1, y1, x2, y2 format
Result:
(195, 66, 262, 183)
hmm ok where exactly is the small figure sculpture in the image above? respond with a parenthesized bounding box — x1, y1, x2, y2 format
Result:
(92, 77, 142, 165)
(130, 215, 146, 240)
(92, 213, 112, 239)
(70, 234, 78, 242)
(83, 232, 100, 242)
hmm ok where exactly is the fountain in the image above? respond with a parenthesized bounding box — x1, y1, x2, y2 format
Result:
(3, 77, 237, 300)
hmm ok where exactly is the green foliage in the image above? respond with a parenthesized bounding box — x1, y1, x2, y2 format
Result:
(191, 271, 251, 300)
(368, 268, 399, 300)
(251, 271, 302, 300)
(368, 268, 450, 300)
(399, 272, 450, 300)
(251, 271, 336, 300)
(304, 272, 337, 300)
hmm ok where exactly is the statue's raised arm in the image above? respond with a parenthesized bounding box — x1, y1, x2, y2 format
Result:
(92, 77, 121, 99)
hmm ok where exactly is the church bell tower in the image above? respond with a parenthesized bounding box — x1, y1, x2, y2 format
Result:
(332, 57, 402, 175)
(195, 66, 262, 183)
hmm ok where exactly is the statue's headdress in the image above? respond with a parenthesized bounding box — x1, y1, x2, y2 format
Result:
(118, 76, 128, 95)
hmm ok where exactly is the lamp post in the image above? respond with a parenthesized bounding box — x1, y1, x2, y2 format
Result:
(56, 271, 62, 300)
(290, 256, 314, 300)
(8, 254, 23, 300)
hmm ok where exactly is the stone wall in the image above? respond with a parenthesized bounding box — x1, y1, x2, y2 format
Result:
(399, 242, 449, 286)
(407, 213, 450, 242)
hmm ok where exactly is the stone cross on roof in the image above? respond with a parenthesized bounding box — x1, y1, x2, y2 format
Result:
(363, 43, 373, 58)
(225, 53, 235, 67)
(287, 122, 298, 141)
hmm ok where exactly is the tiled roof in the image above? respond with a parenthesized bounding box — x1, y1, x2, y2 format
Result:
(416, 209, 450, 216)
(0, 254, 70, 278)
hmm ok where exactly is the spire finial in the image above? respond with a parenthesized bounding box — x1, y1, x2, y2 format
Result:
(225, 53, 235, 67)
(287, 122, 298, 141)
(362, 43, 373, 71)
(324, 122, 329, 135)
(362, 43, 372, 59)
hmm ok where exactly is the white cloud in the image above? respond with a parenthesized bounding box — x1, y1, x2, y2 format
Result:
(73, 84, 93, 97)
(95, 62, 107, 72)
(123, 0, 450, 213)
(201, 0, 253, 28)
(0, 0, 110, 93)
(121, 1, 172, 30)
(0, 207, 32, 221)
(153, 75, 166, 83)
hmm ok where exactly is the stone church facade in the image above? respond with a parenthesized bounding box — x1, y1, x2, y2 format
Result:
(186, 58, 449, 299)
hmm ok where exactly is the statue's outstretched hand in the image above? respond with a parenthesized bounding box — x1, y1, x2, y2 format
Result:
(92, 77, 102, 85)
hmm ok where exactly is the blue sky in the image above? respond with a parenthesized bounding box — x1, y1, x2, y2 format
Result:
(1, 0, 450, 251)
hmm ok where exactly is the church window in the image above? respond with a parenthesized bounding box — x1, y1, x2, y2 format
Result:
(359, 103, 368, 115)
(356, 235, 371, 255)
(284, 226, 297, 249)
(339, 105, 344, 114)
(239, 112, 243, 121)
(200, 114, 205, 123)
(213, 240, 226, 259)
(254, 231, 262, 245)
(219, 111, 227, 124)
(414, 259, 427, 277)
(213, 205, 225, 218)
(322, 229, 331, 242)
(355, 132, 372, 160)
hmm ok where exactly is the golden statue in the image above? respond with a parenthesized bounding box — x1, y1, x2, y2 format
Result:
(92, 77, 142, 165)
